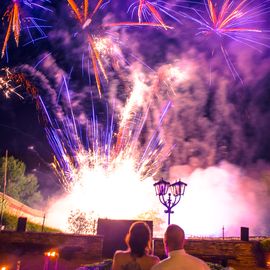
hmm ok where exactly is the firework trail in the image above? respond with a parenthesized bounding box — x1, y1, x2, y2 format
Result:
(128, 0, 168, 29)
(128, 0, 187, 26)
(188, 0, 270, 81)
(64, 0, 171, 97)
(64, 0, 113, 96)
(0, 67, 54, 127)
(0, 65, 46, 102)
(1, 0, 52, 59)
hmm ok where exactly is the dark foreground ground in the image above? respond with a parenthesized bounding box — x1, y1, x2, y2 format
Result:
(0, 252, 269, 270)
(0, 252, 98, 270)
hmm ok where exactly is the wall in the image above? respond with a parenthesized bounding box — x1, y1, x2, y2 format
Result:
(153, 238, 264, 269)
(0, 231, 266, 270)
(0, 192, 45, 225)
(0, 231, 104, 270)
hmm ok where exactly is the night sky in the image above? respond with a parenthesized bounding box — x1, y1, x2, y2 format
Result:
(1, 0, 270, 234)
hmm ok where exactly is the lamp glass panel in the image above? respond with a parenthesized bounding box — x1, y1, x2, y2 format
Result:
(171, 184, 180, 196)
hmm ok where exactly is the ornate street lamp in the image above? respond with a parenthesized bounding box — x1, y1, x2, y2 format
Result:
(154, 178, 187, 225)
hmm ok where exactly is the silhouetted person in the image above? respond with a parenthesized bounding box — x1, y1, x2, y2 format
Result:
(112, 221, 160, 270)
(152, 224, 210, 270)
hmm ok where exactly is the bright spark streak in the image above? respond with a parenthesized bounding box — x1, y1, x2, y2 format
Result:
(203, 0, 265, 37)
(0, 68, 23, 99)
(102, 21, 173, 29)
(138, 0, 168, 29)
(128, 0, 183, 27)
(66, 0, 110, 96)
(1, 0, 52, 59)
(84, 0, 89, 21)
(1, 2, 21, 58)
(189, 0, 270, 81)
(67, 0, 82, 22)
(193, 0, 270, 47)
(93, 36, 122, 64)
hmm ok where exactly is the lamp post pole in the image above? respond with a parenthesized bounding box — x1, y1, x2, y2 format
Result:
(154, 178, 187, 225)
(165, 193, 173, 225)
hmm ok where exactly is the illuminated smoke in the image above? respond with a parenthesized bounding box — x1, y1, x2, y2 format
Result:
(170, 161, 270, 236)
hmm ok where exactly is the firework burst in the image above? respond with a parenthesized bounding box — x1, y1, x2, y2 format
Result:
(128, 0, 187, 27)
(1, 0, 52, 59)
(34, 70, 174, 230)
(189, 0, 270, 81)
(64, 0, 109, 96)
(129, 0, 168, 29)
(0, 67, 55, 128)
(45, 74, 171, 192)
(65, 0, 171, 97)
(0, 68, 23, 98)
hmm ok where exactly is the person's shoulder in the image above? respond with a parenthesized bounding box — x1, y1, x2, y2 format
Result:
(147, 254, 160, 263)
(150, 262, 159, 270)
(150, 258, 165, 270)
(114, 250, 130, 259)
(186, 254, 210, 269)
